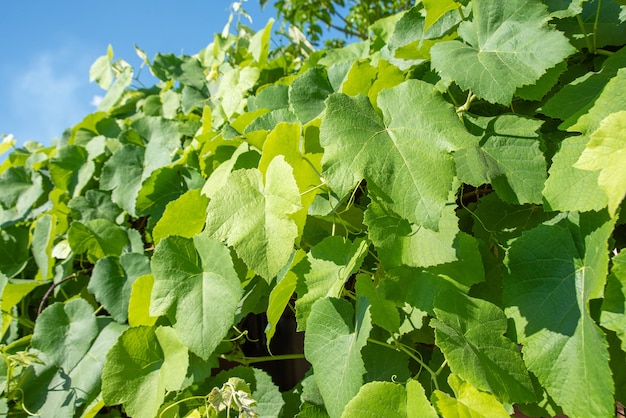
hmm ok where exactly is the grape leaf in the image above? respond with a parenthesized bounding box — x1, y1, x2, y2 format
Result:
(294, 236, 369, 330)
(67, 219, 129, 264)
(431, 374, 510, 418)
(320, 79, 476, 230)
(432, 291, 536, 404)
(88, 253, 151, 323)
(504, 213, 616, 418)
(423, 0, 461, 31)
(31, 214, 55, 280)
(48, 144, 90, 196)
(102, 326, 188, 418)
(574, 110, 626, 215)
(304, 297, 372, 418)
(430, 0, 575, 104)
(542, 136, 608, 212)
(205, 155, 302, 281)
(152, 188, 209, 245)
(364, 199, 459, 269)
(151, 233, 243, 360)
(601, 251, 626, 351)
(340, 381, 406, 418)
(454, 115, 546, 204)
(128, 274, 158, 327)
(289, 67, 334, 123)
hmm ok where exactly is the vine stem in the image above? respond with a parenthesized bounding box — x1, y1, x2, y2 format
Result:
(576, 14, 594, 52)
(221, 353, 306, 365)
(36, 272, 83, 316)
(367, 338, 440, 391)
(593, 0, 602, 52)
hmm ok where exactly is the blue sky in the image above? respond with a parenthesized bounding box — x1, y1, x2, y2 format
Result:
(0, 1, 277, 147)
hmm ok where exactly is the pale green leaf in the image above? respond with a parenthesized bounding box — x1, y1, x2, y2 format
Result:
(432, 291, 535, 404)
(340, 382, 406, 418)
(423, 0, 461, 31)
(454, 115, 546, 204)
(504, 213, 616, 418)
(304, 297, 372, 418)
(205, 156, 302, 281)
(88, 253, 151, 323)
(1, 278, 43, 337)
(431, 374, 510, 418)
(102, 326, 188, 418)
(320, 80, 475, 230)
(215, 66, 260, 117)
(49, 144, 90, 195)
(294, 236, 369, 330)
(407, 380, 439, 418)
(574, 111, 626, 215)
(89, 45, 113, 89)
(355, 274, 400, 333)
(601, 250, 626, 351)
(430, 0, 575, 104)
(543, 136, 608, 212)
(151, 234, 243, 360)
(98, 66, 133, 112)
(128, 274, 158, 327)
(265, 250, 304, 348)
(152, 188, 209, 245)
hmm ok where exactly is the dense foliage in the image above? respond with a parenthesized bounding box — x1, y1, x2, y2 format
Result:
(1, 0, 626, 417)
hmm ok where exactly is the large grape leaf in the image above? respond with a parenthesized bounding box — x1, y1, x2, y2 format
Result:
(574, 111, 626, 215)
(504, 213, 616, 418)
(542, 136, 608, 212)
(454, 115, 546, 205)
(431, 291, 536, 404)
(304, 297, 372, 418)
(320, 79, 476, 230)
(102, 326, 188, 418)
(152, 188, 209, 245)
(23, 317, 125, 418)
(289, 67, 334, 124)
(150, 233, 243, 359)
(294, 236, 369, 330)
(205, 155, 302, 281)
(67, 218, 129, 263)
(430, 0, 575, 104)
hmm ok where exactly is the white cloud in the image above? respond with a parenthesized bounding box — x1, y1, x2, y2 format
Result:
(90, 95, 104, 107)
(6, 48, 98, 145)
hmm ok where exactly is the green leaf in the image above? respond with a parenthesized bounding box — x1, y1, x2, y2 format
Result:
(601, 250, 626, 351)
(294, 236, 369, 330)
(99, 144, 144, 217)
(431, 291, 535, 404)
(205, 155, 302, 281)
(151, 233, 243, 359)
(215, 66, 260, 117)
(430, 0, 575, 104)
(541, 47, 626, 130)
(542, 136, 608, 212)
(23, 319, 126, 418)
(0, 166, 46, 217)
(0, 226, 29, 278)
(134, 166, 187, 219)
(152, 188, 209, 245)
(102, 326, 188, 418)
(304, 297, 372, 418)
(67, 219, 130, 263)
(454, 115, 546, 204)
(320, 80, 475, 230)
(355, 274, 400, 333)
(88, 253, 151, 323)
(31, 214, 55, 280)
(49, 144, 90, 195)
(504, 213, 616, 418)
(289, 67, 334, 123)
(340, 381, 406, 418)
(68, 190, 122, 223)
(574, 110, 626, 215)
(98, 65, 133, 112)
(1, 278, 43, 337)
(431, 374, 510, 418)
(570, 68, 626, 135)
(32, 299, 99, 371)
(364, 200, 459, 269)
